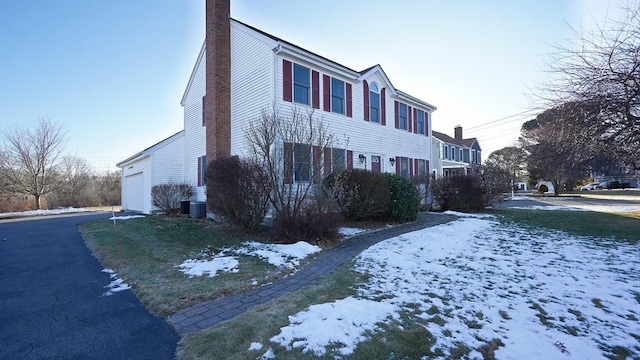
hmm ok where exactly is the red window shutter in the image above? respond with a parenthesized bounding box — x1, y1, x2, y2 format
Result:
(197, 157, 202, 186)
(284, 142, 293, 184)
(395, 156, 400, 174)
(425, 112, 429, 135)
(414, 158, 419, 176)
(413, 108, 418, 134)
(426, 160, 430, 175)
(363, 80, 369, 121)
(323, 75, 331, 112)
(347, 150, 353, 170)
(346, 83, 352, 117)
(381, 88, 386, 125)
(283, 59, 292, 102)
(324, 148, 332, 175)
(202, 96, 206, 127)
(394, 101, 399, 129)
(312, 146, 322, 183)
(408, 106, 413, 133)
(409, 158, 414, 177)
(312, 70, 320, 109)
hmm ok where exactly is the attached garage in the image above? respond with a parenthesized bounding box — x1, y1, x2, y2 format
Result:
(123, 173, 144, 212)
(117, 131, 185, 214)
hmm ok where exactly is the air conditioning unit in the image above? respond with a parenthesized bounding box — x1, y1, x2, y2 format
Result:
(190, 201, 206, 218)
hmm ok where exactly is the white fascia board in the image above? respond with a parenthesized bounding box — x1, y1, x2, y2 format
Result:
(116, 131, 185, 168)
(275, 43, 359, 80)
(357, 65, 397, 96)
(180, 42, 206, 107)
(396, 90, 437, 112)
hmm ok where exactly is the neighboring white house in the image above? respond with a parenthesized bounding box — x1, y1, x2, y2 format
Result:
(431, 126, 481, 177)
(118, 0, 437, 214)
(117, 131, 185, 213)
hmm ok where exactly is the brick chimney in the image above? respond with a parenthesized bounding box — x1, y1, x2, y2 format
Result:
(204, 0, 231, 164)
(454, 125, 463, 140)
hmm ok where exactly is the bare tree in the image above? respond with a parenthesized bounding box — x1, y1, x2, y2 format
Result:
(539, 3, 640, 168)
(244, 106, 341, 242)
(46, 156, 95, 208)
(485, 146, 527, 188)
(0, 118, 68, 209)
(520, 103, 597, 194)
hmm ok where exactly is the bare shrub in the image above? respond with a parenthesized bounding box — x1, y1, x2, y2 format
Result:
(151, 182, 193, 216)
(433, 166, 509, 212)
(206, 156, 271, 230)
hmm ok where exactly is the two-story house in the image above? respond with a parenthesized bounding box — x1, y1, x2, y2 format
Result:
(118, 0, 437, 214)
(431, 126, 481, 177)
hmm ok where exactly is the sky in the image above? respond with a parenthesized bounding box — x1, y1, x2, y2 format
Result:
(0, 0, 625, 172)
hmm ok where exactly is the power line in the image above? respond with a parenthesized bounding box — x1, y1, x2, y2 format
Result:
(465, 107, 545, 131)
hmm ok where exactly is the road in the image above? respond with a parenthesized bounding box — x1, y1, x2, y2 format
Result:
(0, 213, 178, 360)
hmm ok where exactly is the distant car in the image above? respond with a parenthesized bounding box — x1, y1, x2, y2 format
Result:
(580, 182, 600, 191)
(597, 180, 630, 190)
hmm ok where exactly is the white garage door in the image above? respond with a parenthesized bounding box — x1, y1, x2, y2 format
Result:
(124, 173, 144, 212)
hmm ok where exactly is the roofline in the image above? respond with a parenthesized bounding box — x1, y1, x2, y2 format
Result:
(180, 42, 206, 106)
(116, 130, 185, 167)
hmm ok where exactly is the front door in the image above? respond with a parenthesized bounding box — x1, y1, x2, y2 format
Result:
(371, 155, 381, 173)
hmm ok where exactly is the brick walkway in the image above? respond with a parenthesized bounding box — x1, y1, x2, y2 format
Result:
(168, 212, 458, 335)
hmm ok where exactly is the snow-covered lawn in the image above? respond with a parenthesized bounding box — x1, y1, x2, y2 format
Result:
(177, 241, 322, 277)
(263, 214, 639, 359)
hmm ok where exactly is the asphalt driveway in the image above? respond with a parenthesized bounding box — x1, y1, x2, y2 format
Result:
(0, 213, 178, 359)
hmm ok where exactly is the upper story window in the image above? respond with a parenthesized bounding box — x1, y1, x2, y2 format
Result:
(369, 83, 380, 123)
(443, 145, 448, 160)
(459, 149, 463, 162)
(293, 64, 311, 105)
(398, 103, 408, 130)
(331, 78, 345, 115)
(416, 110, 425, 135)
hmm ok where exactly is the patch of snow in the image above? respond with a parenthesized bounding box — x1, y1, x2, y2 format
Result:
(177, 257, 239, 277)
(109, 215, 145, 220)
(101, 268, 131, 296)
(0, 207, 87, 219)
(443, 210, 493, 218)
(248, 342, 263, 351)
(260, 348, 275, 359)
(270, 297, 398, 356)
(269, 216, 639, 359)
(338, 227, 366, 237)
(232, 241, 321, 269)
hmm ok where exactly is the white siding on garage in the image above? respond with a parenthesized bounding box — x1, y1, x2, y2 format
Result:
(123, 169, 146, 212)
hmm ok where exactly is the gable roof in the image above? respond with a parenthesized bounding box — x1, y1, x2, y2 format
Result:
(432, 130, 480, 150)
(116, 130, 185, 167)
(181, 18, 437, 111)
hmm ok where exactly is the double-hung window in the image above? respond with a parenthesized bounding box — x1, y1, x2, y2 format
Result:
(294, 143, 311, 182)
(400, 157, 409, 178)
(332, 148, 346, 172)
(416, 110, 425, 135)
(443, 145, 449, 160)
(293, 64, 310, 105)
(418, 159, 426, 178)
(331, 78, 345, 115)
(369, 83, 380, 123)
(398, 103, 408, 130)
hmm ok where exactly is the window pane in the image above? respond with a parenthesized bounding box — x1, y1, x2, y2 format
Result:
(331, 78, 344, 114)
(293, 64, 310, 105)
(294, 143, 311, 182)
(370, 91, 380, 123)
(417, 110, 424, 134)
(399, 103, 407, 130)
(400, 157, 409, 177)
(332, 148, 345, 172)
